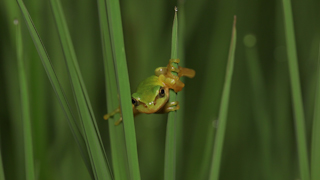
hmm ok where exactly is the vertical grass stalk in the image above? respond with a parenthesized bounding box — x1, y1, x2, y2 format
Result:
(209, 16, 237, 180)
(16, 0, 94, 178)
(49, 0, 113, 179)
(97, 0, 129, 179)
(311, 44, 320, 180)
(282, 0, 310, 179)
(105, 0, 141, 179)
(15, 19, 35, 180)
(176, 3, 186, 179)
(243, 34, 272, 179)
(0, 139, 4, 180)
(164, 7, 178, 180)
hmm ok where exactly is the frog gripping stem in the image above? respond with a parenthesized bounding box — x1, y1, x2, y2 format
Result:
(104, 58, 195, 125)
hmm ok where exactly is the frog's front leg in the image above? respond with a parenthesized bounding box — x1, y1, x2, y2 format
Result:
(157, 101, 180, 113)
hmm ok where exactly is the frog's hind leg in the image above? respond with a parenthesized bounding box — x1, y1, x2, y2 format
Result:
(103, 107, 120, 120)
(104, 104, 140, 125)
(114, 117, 123, 126)
(104, 107, 123, 125)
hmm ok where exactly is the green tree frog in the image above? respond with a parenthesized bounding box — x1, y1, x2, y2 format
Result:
(104, 59, 195, 125)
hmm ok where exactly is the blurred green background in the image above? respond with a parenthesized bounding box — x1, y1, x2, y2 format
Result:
(1, 0, 319, 179)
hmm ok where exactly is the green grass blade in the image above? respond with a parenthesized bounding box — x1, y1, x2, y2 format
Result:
(14, 19, 35, 180)
(209, 16, 237, 180)
(105, 0, 141, 179)
(243, 34, 272, 179)
(282, 1, 310, 180)
(198, 124, 215, 180)
(311, 44, 320, 180)
(49, 0, 113, 179)
(97, 0, 129, 179)
(164, 7, 178, 180)
(0, 140, 4, 180)
(176, 3, 186, 179)
(15, 0, 93, 178)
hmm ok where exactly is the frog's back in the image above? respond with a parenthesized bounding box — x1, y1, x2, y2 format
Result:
(132, 75, 164, 103)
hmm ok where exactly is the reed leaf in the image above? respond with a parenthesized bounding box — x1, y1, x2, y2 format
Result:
(15, 19, 35, 180)
(105, 0, 141, 179)
(282, 0, 310, 179)
(97, 0, 129, 179)
(164, 7, 179, 180)
(49, 0, 113, 179)
(16, 0, 93, 178)
(209, 16, 237, 180)
(311, 44, 320, 180)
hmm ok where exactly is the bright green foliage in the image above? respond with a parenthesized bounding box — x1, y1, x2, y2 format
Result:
(15, 19, 35, 180)
(1, 0, 320, 180)
(97, 0, 129, 179)
(105, 0, 141, 179)
(165, 8, 178, 180)
(282, 0, 310, 180)
(49, 0, 113, 179)
(209, 16, 236, 180)
(312, 47, 320, 180)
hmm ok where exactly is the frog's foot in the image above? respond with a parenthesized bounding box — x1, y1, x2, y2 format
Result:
(163, 101, 180, 113)
(104, 107, 119, 120)
(169, 58, 180, 64)
(114, 117, 123, 126)
(104, 107, 123, 125)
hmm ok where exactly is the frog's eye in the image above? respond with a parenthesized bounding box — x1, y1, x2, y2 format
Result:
(158, 87, 165, 98)
(132, 98, 139, 106)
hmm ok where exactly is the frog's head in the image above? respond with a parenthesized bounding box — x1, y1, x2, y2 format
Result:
(131, 76, 169, 114)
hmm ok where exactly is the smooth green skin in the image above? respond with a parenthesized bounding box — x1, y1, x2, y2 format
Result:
(132, 75, 170, 114)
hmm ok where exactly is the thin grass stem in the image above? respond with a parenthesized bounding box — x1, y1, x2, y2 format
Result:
(49, 0, 113, 179)
(15, 19, 35, 180)
(105, 0, 141, 179)
(16, 0, 94, 178)
(209, 16, 237, 180)
(0, 140, 4, 180)
(311, 44, 320, 180)
(164, 7, 178, 180)
(97, 0, 129, 179)
(282, 0, 310, 179)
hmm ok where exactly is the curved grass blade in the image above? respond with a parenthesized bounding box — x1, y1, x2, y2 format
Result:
(49, 0, 113, 179)
(97, 0, 129, 179)
(15, 0, 93, 178)
(282, 1, 310, 180)
(164, 7, 179, 180)
(311, 44, 320, 180)
(209, 16, 237, 180)
(105, 0, 141, 179)
(14, 19, 35, 180)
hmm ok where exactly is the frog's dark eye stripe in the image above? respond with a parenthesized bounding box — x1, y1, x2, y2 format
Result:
(158, 87, 165, 98)
(132, 97, 139, 106)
